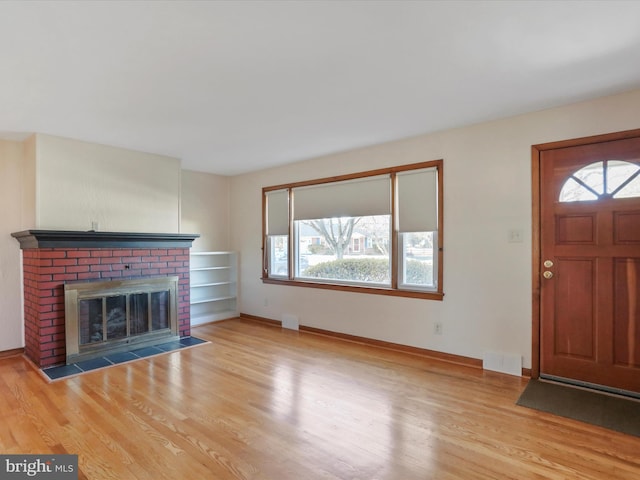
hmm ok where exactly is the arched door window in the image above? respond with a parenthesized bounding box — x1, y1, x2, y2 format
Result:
(559, 160, 640, 202)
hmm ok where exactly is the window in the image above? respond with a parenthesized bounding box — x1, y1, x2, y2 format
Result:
(399, 232, 436, 289)
(262, 160, 443, 300)
(297, 215, 391, 286)
(559, 160, 640, 202)
(267, 235, 288, 277)
(265, 189, 289, 277)
(396, 167, 438, 290)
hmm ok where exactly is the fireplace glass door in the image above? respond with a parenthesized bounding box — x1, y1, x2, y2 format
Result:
(78, 291, 170, 347)
(65, 276, 179, 363)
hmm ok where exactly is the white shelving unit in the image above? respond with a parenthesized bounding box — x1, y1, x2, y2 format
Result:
(189, 251, 238, 325)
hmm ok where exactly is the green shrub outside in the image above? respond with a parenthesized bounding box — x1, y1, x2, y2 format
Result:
(304, 258, 431, 283)
(405, 258, 433, 284)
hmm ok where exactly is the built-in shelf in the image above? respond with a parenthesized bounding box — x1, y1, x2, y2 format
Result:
(191, 295, 236, 305)
(189, 252, 238, 325)
(192, 281, 234, 288)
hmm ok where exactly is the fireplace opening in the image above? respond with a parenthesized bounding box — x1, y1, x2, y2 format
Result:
(65, 276, 179, 364)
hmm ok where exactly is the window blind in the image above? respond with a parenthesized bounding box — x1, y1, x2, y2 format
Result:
(293, 175, 391, 221)
(266, 189, 289, 235)
(397, 168, 438, 232)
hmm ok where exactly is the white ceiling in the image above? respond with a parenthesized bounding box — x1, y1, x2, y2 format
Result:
(1, 1, 640, 176)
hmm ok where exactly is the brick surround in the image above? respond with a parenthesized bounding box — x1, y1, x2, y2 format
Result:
(12, 230, 198, 368)
(21, 247, 191, 367)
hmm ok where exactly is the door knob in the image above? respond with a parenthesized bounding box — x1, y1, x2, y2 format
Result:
(543, 260, 554, 268)
(543, 271, 553, 279)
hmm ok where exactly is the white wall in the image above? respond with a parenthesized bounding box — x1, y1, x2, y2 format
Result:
(23, 136, 37, 225)
(1, 135, 231, 352)
(230, 88, 640, 370)
(3, 89, 639, 359)
(36, 134, 181, 233)
(180, 169, 231, 251)
(0, 138, 35, 351)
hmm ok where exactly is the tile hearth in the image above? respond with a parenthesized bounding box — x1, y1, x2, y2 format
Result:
(43, 336, 206, 381)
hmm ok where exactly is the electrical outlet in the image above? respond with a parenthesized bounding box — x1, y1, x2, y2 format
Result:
(263, 297, 268, 307)
(434, 322, 443, 335)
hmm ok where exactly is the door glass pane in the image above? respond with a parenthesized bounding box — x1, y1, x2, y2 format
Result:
(614, 175, 640, 199)
(607, 160, 640, 194)
(573, 161, 604, 195)
(559, 177, 598, 202)
(560, 160, 640, 202)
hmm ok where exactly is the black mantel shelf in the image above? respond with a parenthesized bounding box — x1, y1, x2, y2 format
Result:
(11, 230, 200, 249)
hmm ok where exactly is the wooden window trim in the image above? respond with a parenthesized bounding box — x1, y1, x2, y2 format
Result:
(262, 160, 444, 300)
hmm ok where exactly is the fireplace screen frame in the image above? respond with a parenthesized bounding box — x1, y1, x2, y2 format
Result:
(64, 276, 179, 364)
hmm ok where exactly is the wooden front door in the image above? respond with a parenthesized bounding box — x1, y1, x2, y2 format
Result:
(539, 133, 640, 394)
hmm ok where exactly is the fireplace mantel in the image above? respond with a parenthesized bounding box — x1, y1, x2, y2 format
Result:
(12, 230, 199, 249)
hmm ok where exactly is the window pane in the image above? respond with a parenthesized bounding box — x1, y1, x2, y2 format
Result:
(400, 232, 435, 289)
(559, 177, 599, 202)
(614, 175, 640, 198)
(573, 161, 604, 195)
(607, 160, 640, 194)
(297, 215, 391, 285)
(559, 160, 640, 202)
(268, 235, 289, 277)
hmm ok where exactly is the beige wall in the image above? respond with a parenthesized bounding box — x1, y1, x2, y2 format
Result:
(35, 134, 181, 232)
(22, 135, 36, 229)
(230, 88, 640, 370)
(0, 139, 34, 351)
(1, 135, 231, 352)
(180, 169, 231, 251)
(3, 89, 639, 361)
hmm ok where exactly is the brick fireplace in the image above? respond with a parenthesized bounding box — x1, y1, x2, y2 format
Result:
(12, 230, 199, 368)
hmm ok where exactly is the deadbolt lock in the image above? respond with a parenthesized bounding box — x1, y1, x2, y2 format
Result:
(543, 260, 554, 268)
(543, 271, 553, 279)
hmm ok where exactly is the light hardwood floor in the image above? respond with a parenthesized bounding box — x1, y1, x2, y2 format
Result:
(1, 318, 639, 479)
